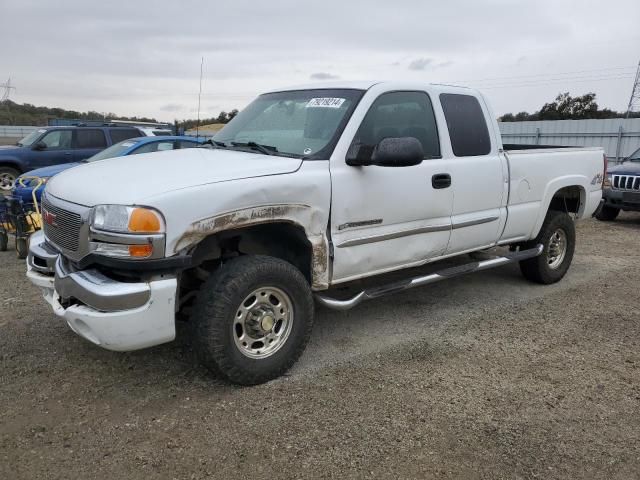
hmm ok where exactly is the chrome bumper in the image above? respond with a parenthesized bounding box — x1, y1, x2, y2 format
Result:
(26, 230, 177, 351)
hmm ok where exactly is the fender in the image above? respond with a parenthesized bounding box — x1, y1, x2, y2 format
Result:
(530, 175, 587, 238)
(175, 204, 331, 290)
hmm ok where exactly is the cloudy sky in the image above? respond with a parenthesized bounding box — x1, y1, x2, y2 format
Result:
(1, 0, 639, 121)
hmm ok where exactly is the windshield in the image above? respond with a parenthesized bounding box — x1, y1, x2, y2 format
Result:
(17, 129, 46, 147)
(86, 139, 139, 162)
(628, 147, 640, 162)
(213, 89, 364, 159)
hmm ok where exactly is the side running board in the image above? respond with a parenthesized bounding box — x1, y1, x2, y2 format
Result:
(314, 244, 544, 311)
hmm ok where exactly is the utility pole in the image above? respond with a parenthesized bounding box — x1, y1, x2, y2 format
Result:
(626, 60, 640, 118)
(1, 77, 16, 102)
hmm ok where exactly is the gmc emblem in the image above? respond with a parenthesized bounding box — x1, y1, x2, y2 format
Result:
(42, 209, 57, 227)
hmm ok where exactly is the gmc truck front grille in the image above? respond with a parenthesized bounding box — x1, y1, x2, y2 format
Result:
(41, 197, 82, 252)
(612, 174, 640, 191)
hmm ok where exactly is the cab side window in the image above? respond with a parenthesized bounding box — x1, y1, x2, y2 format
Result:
(40, 130, 72, 149)
(439, 94, 491, 157)
(350, 91, 441, 161)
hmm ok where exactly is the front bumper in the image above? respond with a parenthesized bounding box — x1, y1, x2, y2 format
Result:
(26, 231, 177, 351)
(602, 188, 640, 211)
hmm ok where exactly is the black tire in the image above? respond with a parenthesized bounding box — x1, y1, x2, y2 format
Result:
(16, 236, 28, 259)
(0, 166, 20, 193)
(0, 231, 7, 251)
(519, 210, 575, 284)
(190, 255, 314, 385)
(595, 205, 619, 221)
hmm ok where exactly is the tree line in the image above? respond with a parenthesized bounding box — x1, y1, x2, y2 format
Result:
(499, 92, 640, 122)
(0, 100, 240, 129)
(0, 100, 158, 126)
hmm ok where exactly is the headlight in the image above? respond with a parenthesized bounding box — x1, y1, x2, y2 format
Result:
(604, 174, 612, 188)
(92, 205, 164, 234)
(90, 205, 165, 259)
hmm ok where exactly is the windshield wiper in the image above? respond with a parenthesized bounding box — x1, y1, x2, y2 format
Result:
(230, 141, 277, 156)
(200, 139, 228, 149)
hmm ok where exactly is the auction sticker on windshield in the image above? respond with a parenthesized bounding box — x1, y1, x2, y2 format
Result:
(306, 98, 345, 108)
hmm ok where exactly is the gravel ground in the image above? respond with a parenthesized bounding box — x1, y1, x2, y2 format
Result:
(1, 214, 639, 479)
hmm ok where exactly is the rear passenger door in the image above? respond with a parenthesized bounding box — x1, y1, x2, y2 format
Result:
(440, 93, 507, 254)
(72, 129, 108, 161)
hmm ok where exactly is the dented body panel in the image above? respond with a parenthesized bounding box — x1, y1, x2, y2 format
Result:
(144, 160, 332, 289)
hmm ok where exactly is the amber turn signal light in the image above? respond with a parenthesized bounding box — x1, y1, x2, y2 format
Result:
(128, 244, 153, 258)
(128, 208, 162, 233)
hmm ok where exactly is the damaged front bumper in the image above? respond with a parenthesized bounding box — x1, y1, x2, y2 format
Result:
(26, 231, 177, 351)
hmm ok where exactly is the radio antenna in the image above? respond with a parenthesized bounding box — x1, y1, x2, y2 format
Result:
(196, 57, 204, 138)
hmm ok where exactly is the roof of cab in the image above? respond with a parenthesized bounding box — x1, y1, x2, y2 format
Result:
(268, 80, 474, 95)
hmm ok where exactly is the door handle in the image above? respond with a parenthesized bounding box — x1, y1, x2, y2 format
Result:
(432, 173, 451, 189)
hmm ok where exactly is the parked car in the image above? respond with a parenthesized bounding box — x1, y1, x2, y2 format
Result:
(27, 81, 604, 385)
(596, 146, 640, 221)
(11, 136, 205, 204)
(0, 125, 144, 192)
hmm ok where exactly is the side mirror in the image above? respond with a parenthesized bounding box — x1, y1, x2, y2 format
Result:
(346, 137, 424, 167)
(32, 141, 47, 151)
(371, 137, 424, 167)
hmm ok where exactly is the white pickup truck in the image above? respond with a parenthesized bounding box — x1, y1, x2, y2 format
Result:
(27, 81, 605, 384)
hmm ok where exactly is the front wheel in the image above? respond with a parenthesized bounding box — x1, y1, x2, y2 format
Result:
(190, 255, 314, 385)
(0, 166, 20, 193)
(595, 205, 619, 221)
(519, 210, 575, 284)
(0, 231, 7, 252)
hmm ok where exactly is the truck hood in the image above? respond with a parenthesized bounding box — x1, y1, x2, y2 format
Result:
(608, 161, 640, 176)
(46, 148, 303, 206)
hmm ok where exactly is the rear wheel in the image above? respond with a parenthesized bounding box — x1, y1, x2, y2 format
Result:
(0, 166, 20, 193)
(519, 210, 575, 284)
(595, 205, 619, 221)
(190, 255, 314, 385)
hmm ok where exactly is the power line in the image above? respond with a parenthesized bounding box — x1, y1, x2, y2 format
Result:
(444, 65, 637, 85)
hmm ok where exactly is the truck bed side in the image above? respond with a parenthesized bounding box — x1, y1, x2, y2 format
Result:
(499, 147, 604, 244)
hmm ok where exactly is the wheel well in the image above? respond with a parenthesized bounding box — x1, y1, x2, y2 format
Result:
(188, 222, 313, 283)
(548, 186, 584, 216)
(0, 161, 23, 174)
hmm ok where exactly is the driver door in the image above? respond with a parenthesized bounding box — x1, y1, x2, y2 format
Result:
(329, 91, 454, 283)
(29, 129, 74, 168)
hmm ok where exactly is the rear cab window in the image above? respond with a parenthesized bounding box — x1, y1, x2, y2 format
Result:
(439, 93, 491, 157)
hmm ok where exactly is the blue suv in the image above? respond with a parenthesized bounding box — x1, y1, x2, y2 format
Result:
(0, 125, 143, 192)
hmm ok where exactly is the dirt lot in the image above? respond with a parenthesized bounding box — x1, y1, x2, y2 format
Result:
(1, 214, 639, 479)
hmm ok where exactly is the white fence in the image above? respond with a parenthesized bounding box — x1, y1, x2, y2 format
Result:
(0, 125, 40, 138)
(499, 118, 640, 165)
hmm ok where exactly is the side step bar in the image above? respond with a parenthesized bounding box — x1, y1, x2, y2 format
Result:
(315, 244, 544, 311)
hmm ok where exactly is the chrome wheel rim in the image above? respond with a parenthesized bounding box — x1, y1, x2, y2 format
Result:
(233, 286, 293, 359)
(547, 228, 567, 269)
(0, 172, 16, 192)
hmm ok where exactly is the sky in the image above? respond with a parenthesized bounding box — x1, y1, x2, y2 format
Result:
(1, 0, 639, 121)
